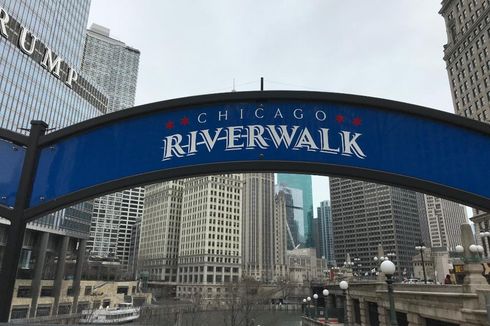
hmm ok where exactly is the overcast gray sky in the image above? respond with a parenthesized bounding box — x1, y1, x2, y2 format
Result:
(88, 0, 454, 216)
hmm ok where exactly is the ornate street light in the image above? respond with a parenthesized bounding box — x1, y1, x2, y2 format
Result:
(380, 260, 398, 326)
(339, 281, 349, 325)
(307, 296, 312, 318)
(313, 293, 318, 318)
(415, 242, 427, 284)
(322, 289, 329, 321)
(302, 298, 307, 316)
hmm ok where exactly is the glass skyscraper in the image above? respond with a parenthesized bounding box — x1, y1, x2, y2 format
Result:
(276, 173, 314, 248)
(0, 0, 107, 239)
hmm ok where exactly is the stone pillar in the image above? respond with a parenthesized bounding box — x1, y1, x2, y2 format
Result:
(29, 232, 49, 318)
(51, 236, 69, 315)
(407, 312, 423, 326)
(71, 239, 87, 314)
(359, 299, 369, 326)
(377, 305, 388, 326)
(461, 224, 488, 293)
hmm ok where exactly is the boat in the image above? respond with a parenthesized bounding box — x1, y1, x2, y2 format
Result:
(80, 302, 140, 324)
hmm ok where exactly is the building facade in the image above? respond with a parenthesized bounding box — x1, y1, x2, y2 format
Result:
(0, 0, 113, 319)
(242, 173, 281, 282)
(80, 24, 143, 272)
(420, 195, 468, 251)
(276, 174, 314, 248)
(317, 200, 335, 266)
(138, 181, 184, 282)
(176, 175, 243, 299)
(440, 0, 490, 218)
(275, 183, 304, 249)
(330, 178, 422, 276)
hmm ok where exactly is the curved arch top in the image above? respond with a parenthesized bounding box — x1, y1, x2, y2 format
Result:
(1, 91, 489, 221)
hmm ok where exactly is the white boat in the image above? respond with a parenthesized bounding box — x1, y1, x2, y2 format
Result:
(80, 303, 140, 324)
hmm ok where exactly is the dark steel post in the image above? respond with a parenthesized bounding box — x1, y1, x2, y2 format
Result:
(0, 121, 48, 322)
(343, 289, 349, 326)
(52, 236, 69, 315)
(260, 77, 264, 91)
(71, 239, 87, 313)
(29, 232, 50, 317)
(386, 275, 399, 326)
(420, 248, 427, 284)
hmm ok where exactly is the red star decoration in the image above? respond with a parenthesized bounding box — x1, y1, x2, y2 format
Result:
(165, 120, 174, 129)
(180, 116, 190, 126)
(336, 114, 345, 123)
(352, 117, 362, 126)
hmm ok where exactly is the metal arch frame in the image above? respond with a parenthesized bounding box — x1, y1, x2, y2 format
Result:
(14, 90, 490, 221)
(0, 129, 29, 220)
(1, 90, 490, 322)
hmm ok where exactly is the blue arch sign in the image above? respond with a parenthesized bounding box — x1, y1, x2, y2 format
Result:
(1, 91, 490, 220)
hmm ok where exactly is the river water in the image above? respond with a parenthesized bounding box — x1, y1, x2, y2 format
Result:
(135, 309, 303, 326)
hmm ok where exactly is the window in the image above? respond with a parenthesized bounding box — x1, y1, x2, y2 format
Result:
(17, 287, 31, 298)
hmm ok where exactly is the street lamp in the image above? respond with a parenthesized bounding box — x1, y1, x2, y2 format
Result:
(415, 242, 427, 284)
(339, 281, 349, 326)
(302, 298, 307, 316)
(455, 243, 484, 263)
(380, 260, 398, 326)
(307, 296, 311, 318)
(313, 293, 318, 319)
(322, 289, 329, 321)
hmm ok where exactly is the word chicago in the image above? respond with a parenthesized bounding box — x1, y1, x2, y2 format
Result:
(162, 123, 367, 161)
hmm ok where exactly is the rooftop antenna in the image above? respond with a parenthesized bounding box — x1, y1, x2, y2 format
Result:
(260, 77, 264, 91)
(231, 78, 236, 92)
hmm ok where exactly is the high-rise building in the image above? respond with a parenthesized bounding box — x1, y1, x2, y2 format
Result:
(420, 195, 468, 251)
(0, 0, 110, 318)
(275, 184, 304, 249)
(80, 24, 144, 272)
(276, 174, 314, 247)
(242, 173, 286, 282)
(138, 181, 184, 282)
(330, 178, 422, 275)
(317, 200, 335, 266)
(176, 175, 243, 298)
(440, 0, 489, 217)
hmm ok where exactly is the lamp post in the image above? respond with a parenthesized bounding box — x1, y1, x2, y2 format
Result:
(313, 293, 318, 319)
(322, 289, 329, 321)
(307, 296, 311, 318)
(380, 260, 398, 326)
(339, 280, 349, 326)
(415, 242, 427, 284)
(302, 298, 307, 316)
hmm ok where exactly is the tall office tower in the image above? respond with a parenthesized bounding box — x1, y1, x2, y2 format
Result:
(138, 181, 184, 282)
(420, 195, 468, 251)
(275, 184, 304, 249)
(440, 1, 489, 216)
(277, 174, 314, 247)
(416, 193, 432, 246)
(330, 178, 422, 275)
(0, 0, 110, 318)
(273, 190, 288, 279)
(81, 24, 143, 271)
(176, 175, 243, 298)
(317, 200, 335, 266)
(242, 173, 286, 282)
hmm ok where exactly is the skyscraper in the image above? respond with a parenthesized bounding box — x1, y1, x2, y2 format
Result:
(242, 173, 286, 282)
(276, 174, 314, 247)
(275, 184, 304, 249)
(138, 181, 184, 282)
(81, 24, 143, 272)
(330, 178, 422, 275)
(440, 0, 489, 217)
(176, 174, 243, 298)
(420, 195, 468, 251)
(317, 200, 335, 266)
(0, 0, 109, 318)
